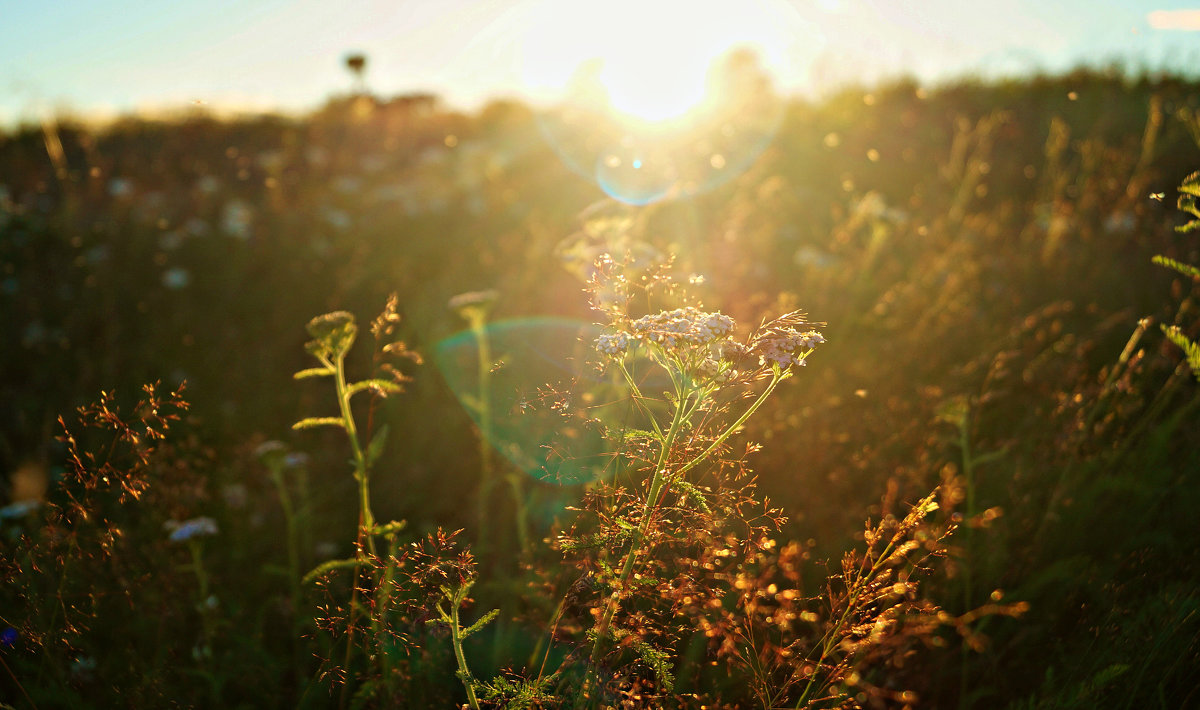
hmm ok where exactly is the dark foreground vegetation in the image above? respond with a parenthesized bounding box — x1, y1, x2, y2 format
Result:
(1, 68, 1198, 708)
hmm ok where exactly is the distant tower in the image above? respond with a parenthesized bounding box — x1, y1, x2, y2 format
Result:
(345, 53, 368, 95)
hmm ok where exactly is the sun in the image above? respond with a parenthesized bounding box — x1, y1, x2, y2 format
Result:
(515, 0, 805, 126)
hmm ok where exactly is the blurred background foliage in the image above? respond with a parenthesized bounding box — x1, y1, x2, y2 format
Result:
(2, 66, 1199, 706)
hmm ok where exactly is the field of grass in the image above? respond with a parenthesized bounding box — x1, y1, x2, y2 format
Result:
(1, 68, 1198, 708)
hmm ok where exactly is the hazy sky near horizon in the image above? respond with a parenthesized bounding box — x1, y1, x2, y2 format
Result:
(2, 0, 1198, 125)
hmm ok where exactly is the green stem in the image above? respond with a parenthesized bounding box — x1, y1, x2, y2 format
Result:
(329, 353, 376, 557)
(269, 464, 307, 686)
(321, 351, 375, 709)
(677, 368, 786, 478)
(618, 360, 665, 439)
(585, 378, 691, 696)
(471, 319, 496, 549)
(449, 597, 483, 710)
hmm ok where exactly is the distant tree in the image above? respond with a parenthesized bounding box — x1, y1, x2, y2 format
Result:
(345, 53, 368, 95)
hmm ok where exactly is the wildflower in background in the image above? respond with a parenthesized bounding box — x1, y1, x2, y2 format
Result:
(448, 289, 500, 321)
(107, 177, 134, 199)
(165, 516, 219, 543)
(220, 199, 254, 239)
(254, 440, 288, 465)
(221, 483, 248, 509)
(184, 216, 211, 236)
(0, 499, 41, 520)
(162, 267, 191, 290)
(0, 627, 17, 648)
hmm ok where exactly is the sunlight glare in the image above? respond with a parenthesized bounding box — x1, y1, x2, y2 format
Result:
(517, 0, 803, 125)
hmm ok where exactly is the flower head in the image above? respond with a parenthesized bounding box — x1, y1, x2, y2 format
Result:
(596, 307, 737, 359)
(751, 314, 824, 370)
(448, 289, 499, 322)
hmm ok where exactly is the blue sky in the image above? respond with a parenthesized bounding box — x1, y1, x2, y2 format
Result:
(1, 0, 1198, 125)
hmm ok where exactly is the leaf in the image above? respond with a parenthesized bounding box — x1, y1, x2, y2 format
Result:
(1178, 170, 1200, 197)
(349, 678, 381, 710)
(293, 367, 333, 379)
(1152, 255, 1200, 279)
(347, 378, 404, 398)
(1161, 325, 1200, 379)
(610, 628, 675, 693)
(302, 557, 365, 585)
(292, 417, 345, 431)
(621, 428, 659, 442)
(671, 478, 711, 514)
(461, 608, 500, 638)
(365, 519, 407, 537)
(971, 447, 1010, 468)
(365, 424, 389, 467)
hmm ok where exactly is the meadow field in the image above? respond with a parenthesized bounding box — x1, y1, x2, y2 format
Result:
(1, 67, 1198, 708)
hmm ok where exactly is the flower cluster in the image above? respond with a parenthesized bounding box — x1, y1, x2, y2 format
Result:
(596, 307, 736, 358)
(596, 331, 631, 356)
(753, 328, 825, 369)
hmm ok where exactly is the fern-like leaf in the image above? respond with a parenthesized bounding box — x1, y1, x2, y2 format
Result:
(461, 608, 500, 638)
(1152, 255, 1200, 279)
(1161, 325, 1200, 379)
(346, 379, 405, 398)
(365, 424, 389, 467)
(302, 556, 365, 585)
(293, 416, 346, 430)
(1178, 170, 1200, 197)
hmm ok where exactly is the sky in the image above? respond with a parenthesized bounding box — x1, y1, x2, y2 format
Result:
(1, 0, 1199, 126)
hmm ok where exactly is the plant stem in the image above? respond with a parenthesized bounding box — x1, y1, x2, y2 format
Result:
(471, 318, 496, 553)
(584, 378, 690, 697)
(329, 353, 376, 557)
(958, 405, 975, 710)
(449, 595, 483, 710)
(677, 368, 785, 478)
(269, 464, 308, 688)
(795, 536, 900, 707)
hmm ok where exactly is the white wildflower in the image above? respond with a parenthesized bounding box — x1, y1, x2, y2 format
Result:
(165, 516, 219, 543)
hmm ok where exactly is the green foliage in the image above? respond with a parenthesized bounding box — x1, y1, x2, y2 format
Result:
(1154, 169, 1200, 380)
(1150, 255, 1200, 280)
(1176, 170, 1200, 233)
(1161, 324, 1200, 378)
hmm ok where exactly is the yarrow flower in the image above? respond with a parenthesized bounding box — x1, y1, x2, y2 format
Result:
(165, 516, 219, 543)
(753, 328, 825, 369)
(596, 331, 630, 356)
(631, 307, 734, 346)
(596, 307, 736, 358)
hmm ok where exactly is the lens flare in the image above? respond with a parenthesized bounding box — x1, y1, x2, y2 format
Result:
(434, 318, 628, 485)
(516, 0, 821, 204)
